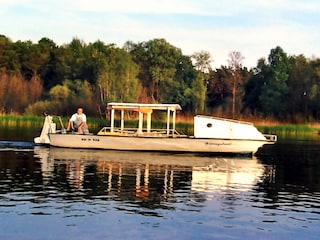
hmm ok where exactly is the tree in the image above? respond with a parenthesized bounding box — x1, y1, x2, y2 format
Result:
(243, 47, 291, 118)
(0, 38, 21, 73)
(308, 58, 320, 120)
(259, 46, 290, 118)
(24, 40, 51, 81)
(95, 44, 140, 106)
(191, 50, 213, 113)
(227, 51, 245, 118)
(187, 74, 206, 114)
(129, 38, 182, 103)
(242, 59, 268, 115)
(172, 55, 197, 112)
(286, 55, 313, 121)
(49, 84, 70, 101)
(0, 72, 29, 113)
(207, 66, 233, 113)
(42, 44, 67, 90)
(191, 50, 212, 73)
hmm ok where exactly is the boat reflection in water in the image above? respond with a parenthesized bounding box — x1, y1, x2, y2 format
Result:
(34, 146, 265, 203)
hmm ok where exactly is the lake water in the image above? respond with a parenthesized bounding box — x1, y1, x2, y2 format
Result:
(0, 128, 320, 240)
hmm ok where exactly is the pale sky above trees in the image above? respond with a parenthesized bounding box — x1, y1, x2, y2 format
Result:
(1, 0, 319, 68)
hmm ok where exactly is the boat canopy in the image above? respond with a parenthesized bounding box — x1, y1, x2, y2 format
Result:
(107, 102, 182, 111)
(107, 102, 182, 135)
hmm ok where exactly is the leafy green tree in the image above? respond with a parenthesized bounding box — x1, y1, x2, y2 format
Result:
(129, 38, 182, 103)
(286, 55, 314, 121)
(37, 38, 60, 90)
(62, 79, 94, 115)
(46, 38, 92, 90)
(259, 46, 290, 118)
(186, 74, 206, 114)
(65, 38, 87, 80)
(206, 66, 232, 112)
(242, 59, 268, 115)
(41, 45, 67, 90)
(95, 44, 140, 106)
(49, 84, 70, 101)
(0, 36, 21, 73)
(192, 50, 212, 73)
(24, 40, 51, 80)
(191, 51, 212, 113)
(86, 40, 110, 84)
(308, 58, 320, 120)
(0, 35, 11, 56)
(243, 46, 291, 118)
(11, 40, 35, 80)
(172, 55, 197, 112)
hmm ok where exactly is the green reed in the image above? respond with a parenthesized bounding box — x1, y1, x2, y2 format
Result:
(1, 115, 319, 138)
(0, 115, 44, 127)
(257, 124, 318, 139)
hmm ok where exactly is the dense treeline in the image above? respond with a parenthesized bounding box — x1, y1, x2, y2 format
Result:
(1, 34, 320, 122)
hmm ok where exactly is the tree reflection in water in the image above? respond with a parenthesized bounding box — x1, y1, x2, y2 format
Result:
(32, 146, 266, 208)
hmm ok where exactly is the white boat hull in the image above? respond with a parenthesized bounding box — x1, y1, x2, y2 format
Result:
(48, 133, 270, 154)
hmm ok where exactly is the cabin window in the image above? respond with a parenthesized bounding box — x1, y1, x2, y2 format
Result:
(207, 123, 212, 128)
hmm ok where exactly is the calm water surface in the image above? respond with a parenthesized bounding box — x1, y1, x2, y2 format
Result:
(0, 128, 320, 240)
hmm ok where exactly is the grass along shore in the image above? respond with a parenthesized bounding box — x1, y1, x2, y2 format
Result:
(1, 115, 319, 138)
(0, 115, 106, 132)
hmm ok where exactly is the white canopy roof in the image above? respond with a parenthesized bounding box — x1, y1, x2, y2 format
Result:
(107, 102, 182, 111)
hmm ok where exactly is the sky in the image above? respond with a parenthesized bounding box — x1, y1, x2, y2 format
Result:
(1, 0, 320, 68)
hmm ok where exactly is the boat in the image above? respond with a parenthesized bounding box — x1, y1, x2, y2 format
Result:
(34, 102, 277, 154)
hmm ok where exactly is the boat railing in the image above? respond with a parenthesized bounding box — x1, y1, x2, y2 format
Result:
(46, 114, 66, 132)
(97, 127, 185, 137)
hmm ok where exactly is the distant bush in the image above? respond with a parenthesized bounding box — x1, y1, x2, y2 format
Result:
(24, 100, 67, 116)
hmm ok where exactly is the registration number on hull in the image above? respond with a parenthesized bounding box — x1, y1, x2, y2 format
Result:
(80, 138, 100, 142)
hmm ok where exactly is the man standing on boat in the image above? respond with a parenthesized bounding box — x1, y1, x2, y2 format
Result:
(66, 107, 89, 134)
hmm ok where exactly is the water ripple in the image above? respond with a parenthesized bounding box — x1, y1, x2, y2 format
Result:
(1, 146, 320, 239)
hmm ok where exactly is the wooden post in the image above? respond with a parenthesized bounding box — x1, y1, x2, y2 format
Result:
(110, 109, 115, 132)
(147, 112, 151, 133)
(172, 109, 176, 136)
(121, 110, 124, 131)
(166, 108, 170, 135)
(138, 111, 143, 134)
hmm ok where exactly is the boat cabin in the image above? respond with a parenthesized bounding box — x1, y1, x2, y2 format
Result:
(194, 115, 268, 140)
